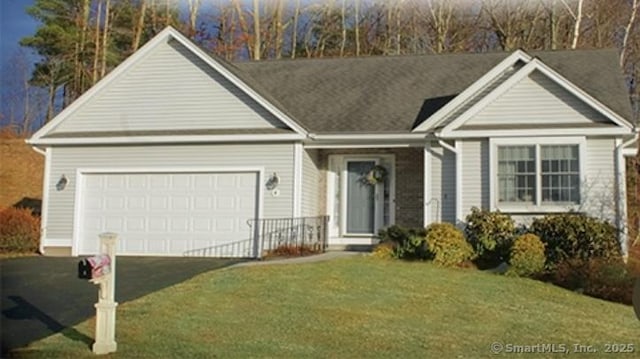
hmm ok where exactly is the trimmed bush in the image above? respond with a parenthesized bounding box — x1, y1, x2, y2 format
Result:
(0, 207, 40, 253)
(530, 213, 620, 267)
(507, 234, 546, 277)
(464, 207, 515, 268)
(371, 242, 395, 260)
(552, 258, 634, 305)
(426, 223, 475, 267)
(377, 225, 427, 259)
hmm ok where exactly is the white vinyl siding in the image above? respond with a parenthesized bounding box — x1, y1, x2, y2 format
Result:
(461, 140, 490, 214)
(301, 149, 320, 217)
(468, 71, 611, 126)
(428, 142, 456, 223)
(52, 39, 286, 134)
(583, 138, 617, 221)
(45, 143, 294, 240)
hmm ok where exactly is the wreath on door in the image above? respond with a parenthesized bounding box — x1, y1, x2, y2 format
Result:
(361, 165, 388, 185)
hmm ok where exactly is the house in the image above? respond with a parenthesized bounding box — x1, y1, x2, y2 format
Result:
(28, 27, 638, 258)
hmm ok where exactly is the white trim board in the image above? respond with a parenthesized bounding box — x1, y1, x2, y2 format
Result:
(30, 133, 305, 146)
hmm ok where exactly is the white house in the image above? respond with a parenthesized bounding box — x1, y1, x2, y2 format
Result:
(28, 27, 638, 258)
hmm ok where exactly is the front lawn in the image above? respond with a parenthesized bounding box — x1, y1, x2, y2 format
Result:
(11, 256, 639, 358)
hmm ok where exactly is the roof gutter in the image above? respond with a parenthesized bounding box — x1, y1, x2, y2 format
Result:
(307, 133, 427, 140)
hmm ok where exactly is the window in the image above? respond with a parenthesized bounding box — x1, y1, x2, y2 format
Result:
(496, 142, 581, 207)
(541, 145, 580, 203)
(498, 146, 536, 203)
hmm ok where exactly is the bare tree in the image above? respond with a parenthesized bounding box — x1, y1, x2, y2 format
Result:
(621, 0, 640, 67)
(132, 0, 147, 52)
(253, 0, 261, 60)
(187, 0, 202, 36)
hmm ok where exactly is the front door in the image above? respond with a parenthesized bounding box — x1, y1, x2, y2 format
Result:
(345, 160, 377, 234)
(326, 154, 395, 243)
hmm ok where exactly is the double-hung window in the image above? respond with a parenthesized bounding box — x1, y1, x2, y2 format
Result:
(493, 138, 583, 209)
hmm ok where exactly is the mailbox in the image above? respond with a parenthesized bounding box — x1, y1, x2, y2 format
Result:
(78, 254, 111, 280)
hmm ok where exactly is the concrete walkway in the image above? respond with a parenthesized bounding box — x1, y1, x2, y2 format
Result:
(232, 251, 365, 267)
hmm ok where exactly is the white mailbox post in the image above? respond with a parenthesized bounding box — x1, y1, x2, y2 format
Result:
(90, 232, 118, 355)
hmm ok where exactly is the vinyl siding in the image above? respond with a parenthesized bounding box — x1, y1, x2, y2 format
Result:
(440, 64, 521, 128)
(583, 137, 617, 222)
(52, 39, 286, 134)
(468, 70, 611, 126)
(428, 142, 456, 223)
(45, 143, 294, 240)
(301, 149, 321, 217)
(460, 139, 490, 215)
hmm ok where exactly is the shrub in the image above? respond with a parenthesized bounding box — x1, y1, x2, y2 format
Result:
(371, 242, 395, 260)
(425, 223, 475, 267)
(552, 258, 634, 305)
(507, 234, 546, 277)
(530, 213, 620, 267)
(377, 225, 427, 260)
(464, 207, 515, 268)
(264, 244, 320, 258)
(0, 207, 40, 253)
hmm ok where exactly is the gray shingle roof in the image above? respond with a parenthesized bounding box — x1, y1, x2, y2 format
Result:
(234, 49, 633, 133)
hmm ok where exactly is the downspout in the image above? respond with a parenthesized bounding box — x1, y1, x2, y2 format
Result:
(616, 129, 639, 260)
(27, 140, 48, 255)
(437, 137, 462, 225)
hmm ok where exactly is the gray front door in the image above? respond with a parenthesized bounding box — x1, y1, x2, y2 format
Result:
(346, 160, 376, 234)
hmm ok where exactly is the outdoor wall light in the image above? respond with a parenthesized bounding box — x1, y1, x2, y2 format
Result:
(56, 174, 69, 191)
(265, 172, 280, 190)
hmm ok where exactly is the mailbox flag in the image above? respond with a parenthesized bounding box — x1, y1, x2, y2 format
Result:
(88, 254, 111, 279)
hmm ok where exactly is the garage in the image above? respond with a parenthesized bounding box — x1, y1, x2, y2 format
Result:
(76, 170, 260, 257)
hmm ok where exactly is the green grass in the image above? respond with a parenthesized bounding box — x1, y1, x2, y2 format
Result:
(11, 256, 640, 358)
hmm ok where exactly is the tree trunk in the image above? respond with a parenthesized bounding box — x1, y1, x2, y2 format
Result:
(93, 0, 102, 84)
(274, 0, 284, 59)
(187, 0, 201, 37)
(233, 0, 253, 60)
(253, 0, 261, 60)
(340, 0, 347, 57)
(291, 0, 300, 59)
(133, 0, 147, 51)
(101, 0, 111, 78)
(571, 0, 584, 49)
(355, 0, 360, 56)
(621, 0, 640, 66)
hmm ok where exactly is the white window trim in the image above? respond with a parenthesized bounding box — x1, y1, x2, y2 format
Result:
(489, 137, 586, 213)
(326, 154, 396, 241)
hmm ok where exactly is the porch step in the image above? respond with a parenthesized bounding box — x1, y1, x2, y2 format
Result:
(327, 244, 374, 253)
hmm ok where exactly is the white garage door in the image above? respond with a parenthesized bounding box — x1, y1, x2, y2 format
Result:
(78, 171, 258, 257)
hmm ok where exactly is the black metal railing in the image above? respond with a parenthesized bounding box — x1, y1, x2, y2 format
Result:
(182, 238, 254, 258)
(248, 216, 330, 258)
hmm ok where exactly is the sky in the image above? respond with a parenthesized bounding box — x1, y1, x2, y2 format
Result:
(0, 0, 38, 71)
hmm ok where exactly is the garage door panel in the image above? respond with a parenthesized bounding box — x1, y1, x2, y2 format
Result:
(79, 171, 258, 257)
(194, 197, 212, 210)
(105, 176, 125, 189)
(127, 196, 146, 210)
(125, 217, 146, 232)
(170, 217, 189, 231)
(169, 196, 190, 211)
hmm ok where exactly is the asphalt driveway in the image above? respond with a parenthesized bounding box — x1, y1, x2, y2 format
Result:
(1, 256, 243, 355)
